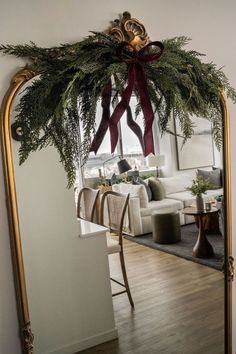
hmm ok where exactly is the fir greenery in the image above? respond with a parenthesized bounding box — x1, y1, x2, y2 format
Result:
(1, 32, 235, 187)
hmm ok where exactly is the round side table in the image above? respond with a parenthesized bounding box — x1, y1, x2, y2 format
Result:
(182, 207, 219, 258)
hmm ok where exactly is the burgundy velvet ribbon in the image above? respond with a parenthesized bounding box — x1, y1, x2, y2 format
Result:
(90, 41, 164, 155)
(109, 41, 164, 155)
(126, 105, 145, 154)
(89, 79, 112, 154)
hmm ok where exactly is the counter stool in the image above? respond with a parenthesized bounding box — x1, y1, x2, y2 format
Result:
(152, 211, 181, 244)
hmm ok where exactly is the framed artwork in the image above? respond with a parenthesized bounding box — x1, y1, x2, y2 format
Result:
(175, 116, 215, 170)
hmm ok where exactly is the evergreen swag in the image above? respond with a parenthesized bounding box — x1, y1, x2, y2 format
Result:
(1, 32, 236, 187)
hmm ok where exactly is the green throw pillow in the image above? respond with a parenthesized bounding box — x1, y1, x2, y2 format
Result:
(148, 178, 165, 201)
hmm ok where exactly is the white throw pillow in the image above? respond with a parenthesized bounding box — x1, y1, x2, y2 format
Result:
(112, 183, 148, 208)
(158, 175, 192, 195)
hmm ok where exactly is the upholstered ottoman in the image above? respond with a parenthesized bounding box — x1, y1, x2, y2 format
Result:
(152, 211, 181, 244)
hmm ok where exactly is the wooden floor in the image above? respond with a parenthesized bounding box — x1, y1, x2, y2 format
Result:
(80, 239, 224, 354)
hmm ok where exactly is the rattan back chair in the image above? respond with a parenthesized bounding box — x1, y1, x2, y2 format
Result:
(77, 187, 100, 223)
(100, 191, 134, 308)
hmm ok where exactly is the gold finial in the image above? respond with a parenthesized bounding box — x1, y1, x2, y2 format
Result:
(109, 11, 150, 50)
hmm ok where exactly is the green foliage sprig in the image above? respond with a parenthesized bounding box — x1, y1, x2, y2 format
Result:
(187, 176, 211, 196)
(1, 33, 235, 187)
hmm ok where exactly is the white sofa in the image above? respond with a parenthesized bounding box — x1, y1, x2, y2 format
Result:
(112, 174, 223, 236)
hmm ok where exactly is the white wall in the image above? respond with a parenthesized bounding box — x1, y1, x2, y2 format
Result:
(158, 118, 222, 178)
(0, 1, 236, 353)
(12, 145, 116, 354)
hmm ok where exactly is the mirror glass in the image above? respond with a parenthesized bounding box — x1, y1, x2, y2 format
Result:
(82, 96, 150, 179)
(10, 80, 116, 353)
(82, 105, 225, 353)
(10, 81, 225, 354)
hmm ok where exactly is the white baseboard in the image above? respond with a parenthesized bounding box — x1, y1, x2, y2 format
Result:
(45, 328, 118, 354)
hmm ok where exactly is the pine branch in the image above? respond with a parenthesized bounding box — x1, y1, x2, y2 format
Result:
(3, 31, 235, 187)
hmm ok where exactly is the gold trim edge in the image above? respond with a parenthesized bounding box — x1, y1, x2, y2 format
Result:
(0, 73, 233, 354)
(220, 91, 233, 354)
(0, 69, 35, 354)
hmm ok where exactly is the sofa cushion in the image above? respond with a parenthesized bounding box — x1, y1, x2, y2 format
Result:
(213, 166, 223, 186)
(197, 169, 222, 189)
(158, 174, 192, 195)
(148, 177, 165, 200)
(133, 177, 152, 201)
(112, 183, 148, 208)
(140, 198, 183, 217)
(167, 188, 223, 208)
(166, 191, 196, 208)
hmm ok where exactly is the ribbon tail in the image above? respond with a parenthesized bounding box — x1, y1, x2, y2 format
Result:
(109, 65, 135, 153)
(90, 79, 112, 154)
(135, 64, 155, 156)
(126, 105, 145, 154)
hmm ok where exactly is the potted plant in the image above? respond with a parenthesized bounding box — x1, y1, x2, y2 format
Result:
(187, 176, 211, 212)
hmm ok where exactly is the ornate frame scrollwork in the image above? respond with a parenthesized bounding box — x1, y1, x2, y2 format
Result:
(109, 11, 150, 50)
(228, 256, 235, 282)
(11, 122, 24, 141)
(22, 321, 34, 352)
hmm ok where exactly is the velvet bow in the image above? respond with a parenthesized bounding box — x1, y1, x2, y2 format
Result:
(90, 41, 164, 155)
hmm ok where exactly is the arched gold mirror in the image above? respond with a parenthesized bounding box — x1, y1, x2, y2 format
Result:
(0, 13, 234, 354)
(0, 69, 233, 354)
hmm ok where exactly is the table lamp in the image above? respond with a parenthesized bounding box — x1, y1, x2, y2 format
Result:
(147, 154, 165, 177)
(117, 158, 132, 175)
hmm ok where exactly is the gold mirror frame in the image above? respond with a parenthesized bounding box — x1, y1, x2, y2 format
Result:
(0, 68, 233, 354)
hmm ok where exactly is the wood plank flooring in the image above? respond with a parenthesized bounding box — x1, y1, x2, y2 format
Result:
(80, 239, 224, 354)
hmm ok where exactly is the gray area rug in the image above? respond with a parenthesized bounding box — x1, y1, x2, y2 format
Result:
(124, 224, 224, 270)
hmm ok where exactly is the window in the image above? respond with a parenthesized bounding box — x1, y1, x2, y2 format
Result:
(82, 96, 150, 178)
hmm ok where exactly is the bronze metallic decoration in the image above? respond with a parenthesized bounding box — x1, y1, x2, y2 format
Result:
(228, 256, 235, 282)
(109, 11, 150, 50)
(22, 321, 34, 352)
(11, 122, 23, 141)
